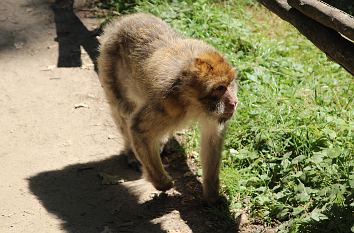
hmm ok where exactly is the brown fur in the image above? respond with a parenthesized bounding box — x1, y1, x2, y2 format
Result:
(98, 13, 238, 203)
(193, 52, 235, 85)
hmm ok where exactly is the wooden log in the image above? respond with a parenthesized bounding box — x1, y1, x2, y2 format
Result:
(288, 0, 354, 41)
(257, 0, 354, 76)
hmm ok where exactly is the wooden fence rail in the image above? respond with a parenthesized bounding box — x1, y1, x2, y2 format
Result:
(257, 0, 354, 76)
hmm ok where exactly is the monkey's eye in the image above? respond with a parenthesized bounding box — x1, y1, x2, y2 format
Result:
(215, 85, 227, 92)
(212, 85, 227, 97)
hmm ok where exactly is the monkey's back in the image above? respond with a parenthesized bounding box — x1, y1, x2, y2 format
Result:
(98, 13, 217, 111)
(99, 13, 184, 100)
(100, 13, 181, 65)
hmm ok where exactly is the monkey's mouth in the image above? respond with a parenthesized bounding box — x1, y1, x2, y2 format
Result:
(223, 102, 237, 120)
(219, 111, 234, 122)
(223, 112, 234, 119)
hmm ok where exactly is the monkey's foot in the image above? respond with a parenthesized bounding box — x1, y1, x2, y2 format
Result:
(203, 182, 220, 204)
(203, 193, 221, 204)
(203, 195, 227, 206)
(150, 174, 174, 192)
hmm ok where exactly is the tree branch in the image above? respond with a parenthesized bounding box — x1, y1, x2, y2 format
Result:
(257, 0, 354, 76)
(288, 0, 354, 41)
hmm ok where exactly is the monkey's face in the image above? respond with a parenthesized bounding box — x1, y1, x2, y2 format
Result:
(189, 52, 238, 122)
(200, 80, 238, 122)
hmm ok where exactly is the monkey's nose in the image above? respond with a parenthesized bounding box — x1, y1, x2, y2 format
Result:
(227, 100, 237, 110)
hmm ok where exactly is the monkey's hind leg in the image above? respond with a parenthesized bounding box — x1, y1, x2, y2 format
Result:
(110, 108, 141, 170)
(129, 106, 174, 191)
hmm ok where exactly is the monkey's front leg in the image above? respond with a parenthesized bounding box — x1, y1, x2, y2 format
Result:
(129, 107, 174, 191)
(200, 120, 225, 203)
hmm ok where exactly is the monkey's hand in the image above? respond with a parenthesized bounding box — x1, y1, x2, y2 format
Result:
(144, 169, 174, 191)
(148, 172, 174, 192)
(203, 179, 220, 204)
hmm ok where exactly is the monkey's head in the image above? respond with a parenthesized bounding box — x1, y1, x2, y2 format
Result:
(188, 51, 238, 122)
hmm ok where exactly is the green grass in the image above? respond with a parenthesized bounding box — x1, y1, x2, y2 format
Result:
(99, 0, 354, 232)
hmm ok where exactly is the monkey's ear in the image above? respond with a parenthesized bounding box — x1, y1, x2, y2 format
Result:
(194, 58, 213, 73)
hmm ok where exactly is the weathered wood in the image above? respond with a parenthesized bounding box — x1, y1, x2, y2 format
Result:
(288, 0, 354, 41)
(257, 0, 354, 76)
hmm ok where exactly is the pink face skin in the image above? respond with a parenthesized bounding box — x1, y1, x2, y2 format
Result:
(210, 81, 238, 122)
(221, 85, 238, 119)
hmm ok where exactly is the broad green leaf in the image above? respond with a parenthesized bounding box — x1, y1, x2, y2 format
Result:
(276, 208, 289, 220)
(349, 175, 354, 189)
(310, 209, 328, 222)
(292, 207, 305, 216)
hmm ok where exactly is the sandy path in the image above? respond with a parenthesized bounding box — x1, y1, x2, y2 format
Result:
(0, 1, 238, 232)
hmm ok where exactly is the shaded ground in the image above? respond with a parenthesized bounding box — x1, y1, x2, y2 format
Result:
(0, 0, 242, 232)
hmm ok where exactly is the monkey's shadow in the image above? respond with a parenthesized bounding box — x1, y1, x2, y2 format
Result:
(29, 139, 237, 233)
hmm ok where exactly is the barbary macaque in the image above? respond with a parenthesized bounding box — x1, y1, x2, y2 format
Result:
(98, 13, 238, 202)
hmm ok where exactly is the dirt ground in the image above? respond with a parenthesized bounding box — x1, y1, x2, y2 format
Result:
(0, 1, 274, 233)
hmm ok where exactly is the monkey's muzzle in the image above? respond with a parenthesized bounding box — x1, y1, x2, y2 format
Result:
(223, 99, 237, 120)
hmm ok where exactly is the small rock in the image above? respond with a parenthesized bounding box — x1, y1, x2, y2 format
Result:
(47, 44, 57, 49)
(62, 140, 72, 147)
(167, 230, 182, 233)
(14, 42, 24, 49)
(189, 151, 198, 159)
(41, 65, 56, 71)
(107, 135, 116, 139)
(149, 191, 160, 199)
(236, 212, 249, 227)
(74, 103, 89, 109)
(166, 188, 181, 196)
(87, 94, 96, 99)
(264, 228, 277, 233)
(98, 172, 124, 185)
